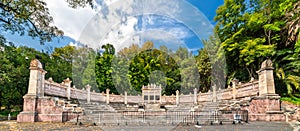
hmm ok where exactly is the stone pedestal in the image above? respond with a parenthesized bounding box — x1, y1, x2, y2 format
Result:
(243, 95, 284, 121)
(18, 59, 46, 122)
(36, 97, 64, 122)
(17, 95, 38, 122)
(256, 59, 276, 96)
(242, 59, 284, 121)
(18, 59, 64, 122)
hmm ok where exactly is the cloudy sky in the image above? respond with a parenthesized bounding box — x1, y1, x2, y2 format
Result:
(3, 0, 223, 53)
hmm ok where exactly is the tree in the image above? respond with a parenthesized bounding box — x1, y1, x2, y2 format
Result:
(195, 49, 211, 92)
(214, 0, 300, 96)
(0, 0, 95, 44)
(0, 0, 63, 44)
(46, 45, 74, 83)
(95, 44, 117, 94)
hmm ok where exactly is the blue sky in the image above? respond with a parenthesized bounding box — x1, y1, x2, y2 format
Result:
(2, 0, 223, 53)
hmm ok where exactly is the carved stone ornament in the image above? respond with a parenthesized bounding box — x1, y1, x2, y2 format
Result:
(261, 59, 273, 69)
(30, 59, 43, 69)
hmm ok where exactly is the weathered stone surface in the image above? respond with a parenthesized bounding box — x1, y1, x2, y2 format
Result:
(257, 59, 276, 96)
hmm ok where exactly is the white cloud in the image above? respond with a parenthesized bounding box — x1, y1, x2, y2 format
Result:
(46, 0, 213, 52)
(46, 0, 97, 40)
(68, 42, 77, 46)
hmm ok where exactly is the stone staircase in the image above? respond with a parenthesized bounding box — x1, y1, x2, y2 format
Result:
(73, 101, 116, 124)
(109, 102, 139, 112)
(72, 100, 247, 125)
(165, 103, 194, 111)
(193, 102, 234, 125)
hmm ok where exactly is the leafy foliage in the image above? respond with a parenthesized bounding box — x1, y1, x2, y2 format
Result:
(214, 0, 300, 95)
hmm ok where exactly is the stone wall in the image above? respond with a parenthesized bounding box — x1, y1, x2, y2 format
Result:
(42, 78, 259, 104)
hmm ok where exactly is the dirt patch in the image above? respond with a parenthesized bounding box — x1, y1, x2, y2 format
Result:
(0, 121, 103, 131)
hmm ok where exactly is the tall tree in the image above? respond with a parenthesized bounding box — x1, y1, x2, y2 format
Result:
(0, 0, 94, 44)
(95, 44, 117, 94)
(214, 0, 300, 95)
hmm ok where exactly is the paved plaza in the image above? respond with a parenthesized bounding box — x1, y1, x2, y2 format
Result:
(0, 121, 298, 131)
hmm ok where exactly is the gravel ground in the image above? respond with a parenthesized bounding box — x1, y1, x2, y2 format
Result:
(0, 121, 103, 131)
(100, 121, 295, 131)
(0, 121, 296, 131)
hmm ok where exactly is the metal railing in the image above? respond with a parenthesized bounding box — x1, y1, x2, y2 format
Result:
(84, 110, 248, 126)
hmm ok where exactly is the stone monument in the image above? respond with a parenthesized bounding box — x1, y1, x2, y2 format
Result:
(245, 59, 283, 121)
(17, 59, 66, 122)
(257, 59, 277, 96)
(17, 59, 47, 122)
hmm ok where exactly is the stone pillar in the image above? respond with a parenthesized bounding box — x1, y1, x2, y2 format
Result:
(142, 85, 145, 104)
(198, 91, 201, 102)
(124, 91, 127, 105)
(194, 88, 197, 105)
(176, 90, 179, 105)
(231, 78, 238, 100)
(27, 59, 47, 96)
(86, 85, 91, 104)
(246, 59, 281, 121)
(40, 71, 47, 97)
(159, 85, 162, 104)
(64, 78, 72, 100)
(106, 88, 110, 104)
(18, 59, 46, 122)
(212, 85, 217, 102)
(256, 59, 276, 96)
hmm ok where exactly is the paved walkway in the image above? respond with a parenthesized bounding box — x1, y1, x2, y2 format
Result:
(100, 122, 295, 131)
(0, 121, 297, 131)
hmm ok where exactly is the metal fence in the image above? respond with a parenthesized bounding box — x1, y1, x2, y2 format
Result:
(0, 116, 17, 121)
(85, 110, 248, 126)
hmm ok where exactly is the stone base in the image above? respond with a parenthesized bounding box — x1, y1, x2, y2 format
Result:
(248, 113, 285, 121)
(17, 111, 37, 122)
(37, 114, 63, 122)
(145, 103, 161, 111)
(242, 94, 284, 121)
(18, 95, 65, 122)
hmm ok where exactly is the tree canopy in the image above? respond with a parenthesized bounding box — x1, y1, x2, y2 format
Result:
(0, 0, 95, 44)
(214, 0, 300, 95)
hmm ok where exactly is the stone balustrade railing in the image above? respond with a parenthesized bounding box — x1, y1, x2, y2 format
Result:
(43, 76, 260, 105)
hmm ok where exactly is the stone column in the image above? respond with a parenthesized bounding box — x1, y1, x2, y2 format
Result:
(194, 88, 197, 105)
(40, 70, 47, 97)
(212, 85, 217, 102)
(106, 88, 110, 104)
(27, 59, 47, 96)
(159, 85, 162, 104)
(124, 91, 127, 105)
(256, 59, 280, 112)
(256, 59, 276, 96)
(17, 59, 46, 122)
(64, 78, 72, 100)
(176, 90, 179, 105)
(86, 85, 91, 104)
(231, 78, 238, 100)
(142, 85, 145, 104)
